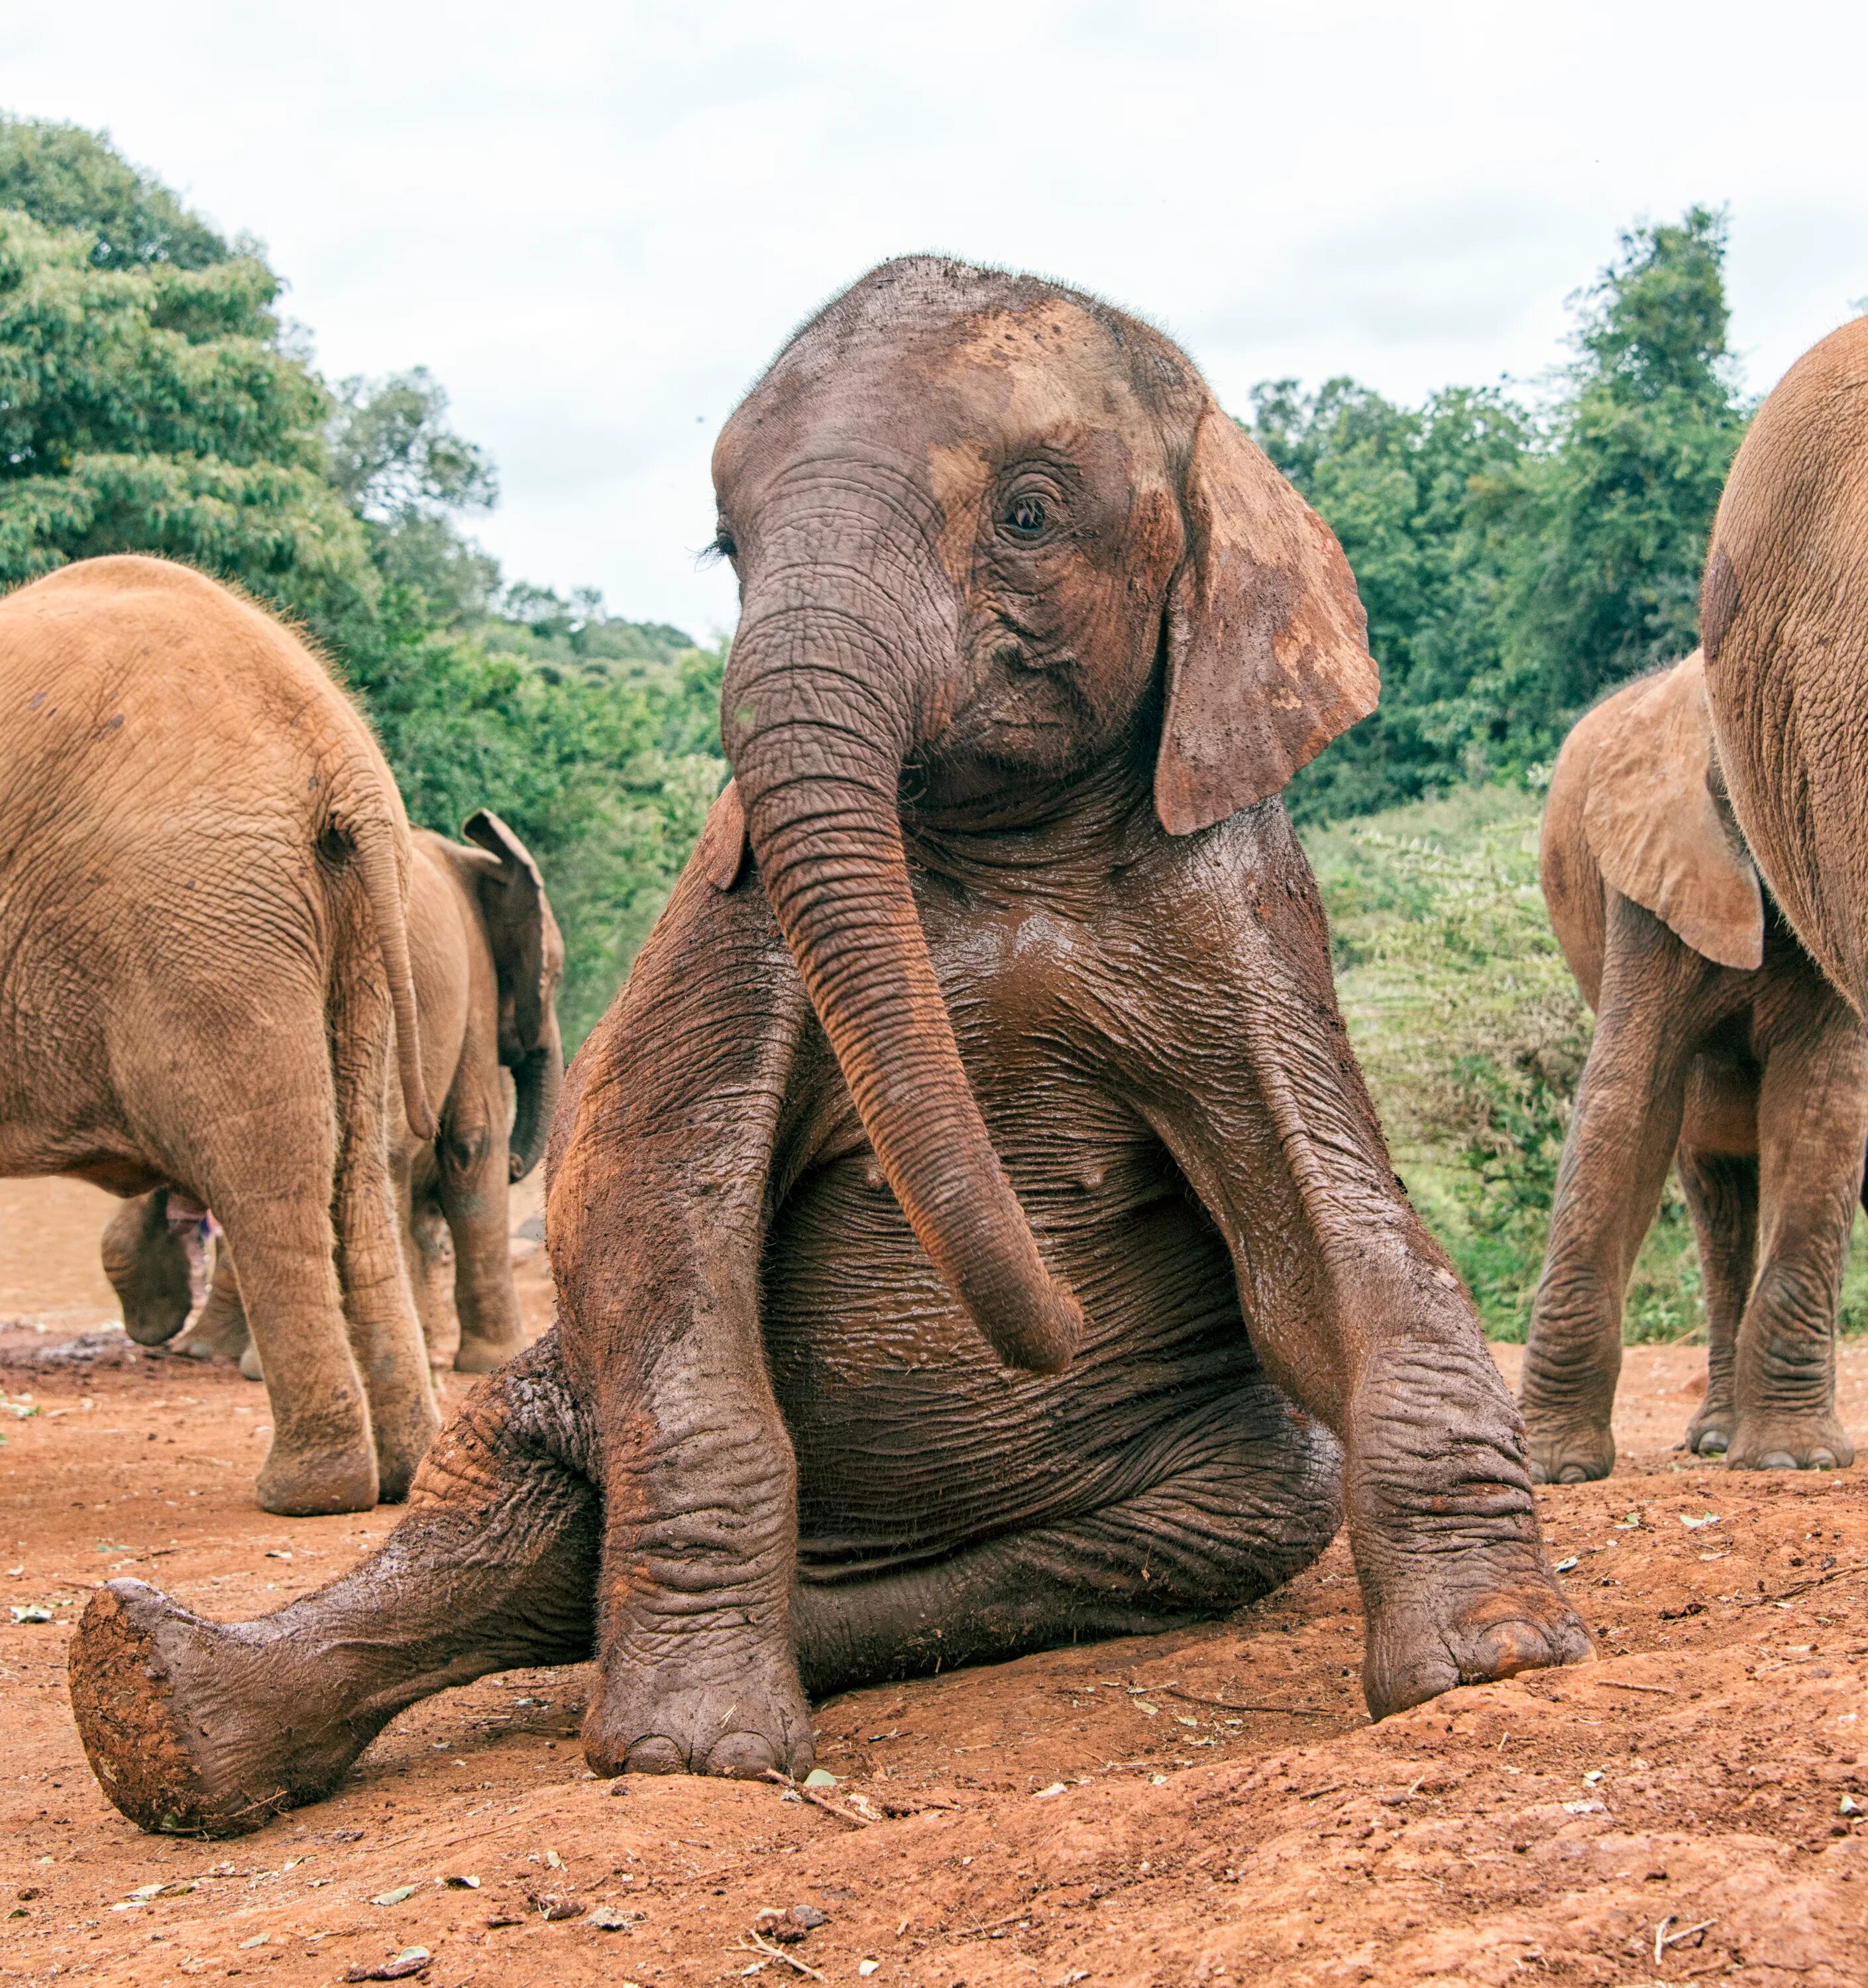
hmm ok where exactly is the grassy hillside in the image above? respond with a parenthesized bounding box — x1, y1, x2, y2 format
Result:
(1303, 787, 1868, 1341)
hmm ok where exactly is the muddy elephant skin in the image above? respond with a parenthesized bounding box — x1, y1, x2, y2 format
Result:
(1520, 652, 1867, 1482)
(100, 814, 565, 1378)
(1700, 314, 1868, 1015)
(70, 260, 1588, 1838)
(0, 555, 438, 1516)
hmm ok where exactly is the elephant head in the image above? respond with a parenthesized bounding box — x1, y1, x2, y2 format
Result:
(1576, 649, 1764, 975)
(710, 258, 1376, 1374)
(462, 810, 566, 1182)
(101, 1189, 208, 1346)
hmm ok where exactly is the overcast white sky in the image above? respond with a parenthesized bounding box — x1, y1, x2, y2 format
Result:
(11, 2, 1868, 635)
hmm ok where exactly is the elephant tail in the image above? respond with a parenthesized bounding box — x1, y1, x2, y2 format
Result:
(327, 756, 437, 1144)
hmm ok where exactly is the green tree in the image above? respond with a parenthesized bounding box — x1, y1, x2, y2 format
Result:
(0, 204, 378, 634)
(1253, 379, 1529, 820)
(0, 117, 232, 270)
(1495, 205, 1749, 740)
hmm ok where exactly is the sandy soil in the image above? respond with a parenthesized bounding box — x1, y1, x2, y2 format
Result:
(1, 1180, 1863, 1987)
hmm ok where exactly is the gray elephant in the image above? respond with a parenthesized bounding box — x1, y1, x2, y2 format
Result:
(1519, 651, 1867, 1482)
(99, 815, 565, 1378)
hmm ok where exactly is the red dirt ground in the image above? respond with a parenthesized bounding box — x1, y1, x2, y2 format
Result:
(1, 1179, 1864, 1987)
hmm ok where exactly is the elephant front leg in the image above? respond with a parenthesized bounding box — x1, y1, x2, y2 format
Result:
(1142, 842, 1589, 1720)
(550, 875, 815, 1782)
(68, 1335, 598, 1836)
(1519, 913, 1704, 1483)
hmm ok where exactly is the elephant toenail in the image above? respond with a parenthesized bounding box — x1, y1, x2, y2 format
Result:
(703, 1732, 779, 1779)
(1697, 1431, 1729, 1455)
(1557, 1464, 1590, 1484)
(1758, 1452, 1798, 1471)
(1808, 1451, 1838, 1470)
(624, 1736, 686, 1775)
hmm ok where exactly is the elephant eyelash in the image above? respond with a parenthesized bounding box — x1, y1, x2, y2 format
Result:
(702, 527, 738, 564)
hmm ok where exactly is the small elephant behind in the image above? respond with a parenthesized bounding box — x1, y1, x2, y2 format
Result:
(101, 814, 565, 1378)
(1520, 650, 1867, 1480)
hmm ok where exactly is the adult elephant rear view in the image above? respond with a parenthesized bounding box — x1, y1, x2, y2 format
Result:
(0, 555, 439, 1514)
(1700, 315, 1868, 1014)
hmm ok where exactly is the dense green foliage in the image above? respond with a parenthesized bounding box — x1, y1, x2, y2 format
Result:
(1268, 207, 1750, 822)
(1306, 791, 1868, 1340)
(0, 118, 724, 1041)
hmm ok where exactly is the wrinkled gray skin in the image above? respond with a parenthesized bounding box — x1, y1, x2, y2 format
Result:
(99, 816, 564, 1377)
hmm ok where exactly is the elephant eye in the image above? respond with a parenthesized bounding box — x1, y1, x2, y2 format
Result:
(1003, 493, 1049, 539)
(708, 523, 738, 563)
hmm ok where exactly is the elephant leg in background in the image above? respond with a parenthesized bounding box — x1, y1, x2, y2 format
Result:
(1519, 896, 1731, 1484)
(1676, 1144, 1759, 1457)
(198, 1113, 380, 1516)
(173, 1241, 257, 1370)
(439, 1089, 525, 1376)
(67, 1335, 598, 1838)
(1726, 1010, 1868, 1470)
(405, 1184, 462, 1371)
(327, 929, 440, 1503)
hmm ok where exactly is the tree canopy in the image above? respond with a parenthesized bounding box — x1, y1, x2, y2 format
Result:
(1265, 205, 1750, 820)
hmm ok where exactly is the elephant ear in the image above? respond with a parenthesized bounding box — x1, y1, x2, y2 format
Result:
(1154, 404, 1380, 835)
(463, 809, 559, 1056)
(1582, 650, 1764, 971)
(700, 779, 751, 891)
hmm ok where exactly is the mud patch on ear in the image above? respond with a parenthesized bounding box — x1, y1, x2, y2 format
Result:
(1702, 547, 1741, 662)
(701, 779, 751, 891)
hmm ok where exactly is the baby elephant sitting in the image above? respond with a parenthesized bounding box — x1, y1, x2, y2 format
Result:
(72, 258, 1587, 1836)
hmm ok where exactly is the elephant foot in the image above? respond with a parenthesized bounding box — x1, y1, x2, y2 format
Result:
(254, 1439, 378, 1518)
(1683, 1402, 1735, 1457)
(1522, 1419, 1616, 1485)
(1362, 1556, 1594, 1721)
(1724, 1411, 1854, 1472)
(582, 1638, 814, 1783)
(453, 1330, 525, 1375)
(69, 1582, 356, 1838)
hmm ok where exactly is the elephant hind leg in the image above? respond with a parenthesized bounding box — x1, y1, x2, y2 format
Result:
(70, 1334, 598, 1838)
(327, 897, 439, 1500)
(793, 1384, 1343, 1700)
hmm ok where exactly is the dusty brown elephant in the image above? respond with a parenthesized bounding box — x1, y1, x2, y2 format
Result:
(99, 815, 564, 1377)
(0, 555, 438, 1515)
(70, 260, 1587, 1838)
(1700, 315, 1868, 1019)
(1519, 651, 1867, 1482)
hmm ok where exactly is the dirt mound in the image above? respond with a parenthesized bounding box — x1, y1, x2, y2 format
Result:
(1, 1334, 1863, 1987)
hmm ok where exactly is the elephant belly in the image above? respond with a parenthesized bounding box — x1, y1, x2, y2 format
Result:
(762, 1131, 1262, 1577)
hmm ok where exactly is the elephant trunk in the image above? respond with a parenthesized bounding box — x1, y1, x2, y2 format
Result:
(726, 613, 1081, 1375)
(508, 1007, 564, 1184)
